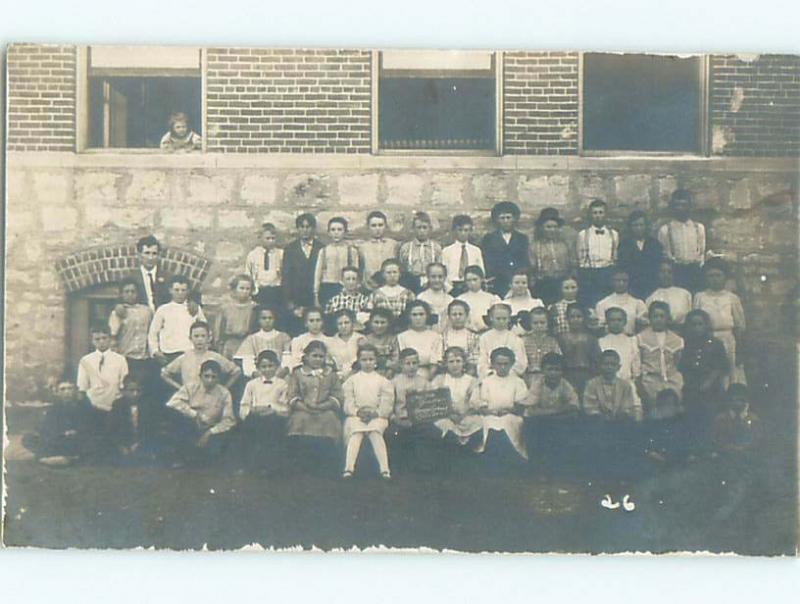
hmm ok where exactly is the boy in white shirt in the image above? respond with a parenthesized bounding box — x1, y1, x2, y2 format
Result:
(576, 199, 619, 308)
(595, 270, 648, 336)
(598, 307, 641, 381)
(148, 275, 206, 366)
(244, 222, 284, 310)
(657, 189, 706, 293)
(441, 214, 485, 297)
(237, 350, 289, 473)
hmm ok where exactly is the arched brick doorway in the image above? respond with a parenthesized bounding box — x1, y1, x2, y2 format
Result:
(55, 244, 211, 373)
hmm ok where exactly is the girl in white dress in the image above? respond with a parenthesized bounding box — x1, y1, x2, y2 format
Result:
(503, 269, 544, 335)
(692, 259, 747, 387)
(477, 303, 528, 378)
(327, 309, 366, 382)
(457, 265, 501, 334)
(284, 307, 335, 371)
(416, 262, 454, 333)
(433, 346, 482, 445)
(397, 300, 444, 380)
(342, 344, 395, 479)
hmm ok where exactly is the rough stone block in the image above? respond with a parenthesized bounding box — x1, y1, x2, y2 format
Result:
(471, 173, 509, 205)
(518, 174, 570, 208)
(160, 208, 213, 230)
(338, 174, 379, 207)
(241, 174, 279, 205)
(575, 173, 608, 208)
(75, 171, 120, 203)
(384, 174, 424, 206)
(729, 178, 753, 210)
(430, 174, 466, 206)
(41, 205, 78, 232)
(186, 172, 235, 204)
(218, 209, 255, 230)
(613, 174, 652, 205)
(711, 216, 764, 252)
(656, 175, 678, 208)
(126, 171, 168, 202)
(85, 203, 156, 230)
(33, 170, 71, 205)
(213, 241, 246, 263)
(285, 173, 333, 206)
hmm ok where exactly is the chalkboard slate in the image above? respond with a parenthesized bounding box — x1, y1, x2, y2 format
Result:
(407, 387, 452, 424)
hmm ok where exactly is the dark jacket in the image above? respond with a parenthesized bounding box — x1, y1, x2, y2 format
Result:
(617, 236, 663, 299)
(128, 264, 173, 308)
(280, 238, 324, 309)
(480, 230, 530, 296)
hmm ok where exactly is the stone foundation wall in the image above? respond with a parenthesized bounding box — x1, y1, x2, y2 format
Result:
(4, 153, 798, 399)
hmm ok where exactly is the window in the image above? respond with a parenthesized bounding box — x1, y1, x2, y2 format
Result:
(87, 46, 202, 149)
(376, 50, 500, 153)
(581, 53, 707, 154)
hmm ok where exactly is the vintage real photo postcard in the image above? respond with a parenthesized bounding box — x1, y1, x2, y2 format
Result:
(2, 45, 798, 554)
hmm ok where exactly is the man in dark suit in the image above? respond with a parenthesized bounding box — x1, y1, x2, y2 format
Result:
(130, 235, 172, 310)
(280, 213, 324, 336)
(480, 201, 530, 297)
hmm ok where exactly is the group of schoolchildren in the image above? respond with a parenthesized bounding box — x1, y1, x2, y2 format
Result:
(32, 190, 760, 481)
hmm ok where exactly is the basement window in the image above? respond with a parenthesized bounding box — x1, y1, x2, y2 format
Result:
(375, 50, 500, 154)
(86, 46, 202, 150)
(581, 53, 707, 155)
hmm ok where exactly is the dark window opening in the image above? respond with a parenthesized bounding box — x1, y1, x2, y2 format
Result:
(378, 52, 497, 152)
(88, 77, 201, 149)
(582, 53, 704, 153)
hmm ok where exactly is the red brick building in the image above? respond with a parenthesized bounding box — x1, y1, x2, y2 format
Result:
(5, 45, 799, 397)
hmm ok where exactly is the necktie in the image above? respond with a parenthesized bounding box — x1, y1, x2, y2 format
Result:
(147, 271, 156, 306)
(98, 354, 105, 372)
(458, 244, 468, 280)
(263, 249, 270, 271)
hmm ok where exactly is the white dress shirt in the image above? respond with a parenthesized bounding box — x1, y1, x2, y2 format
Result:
(77, 349, 129, 411)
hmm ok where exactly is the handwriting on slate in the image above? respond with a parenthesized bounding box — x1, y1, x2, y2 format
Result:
(601, 494, 635, 512)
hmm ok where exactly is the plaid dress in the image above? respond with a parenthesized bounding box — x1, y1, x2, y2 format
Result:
(372, 285, 415, 319)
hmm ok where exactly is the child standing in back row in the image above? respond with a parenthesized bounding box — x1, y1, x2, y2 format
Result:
(314, 217, 360, 309)
(398, 212, 443, 294)
(577, 199, 619, 308)
(441, 214, 484, 297)
(358, 211, 398, 291)
(244, 222, 284, 311)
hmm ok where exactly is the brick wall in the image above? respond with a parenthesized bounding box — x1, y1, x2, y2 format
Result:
(503, 52, 580, 155)
(205, 48, 372, 153)
(710, 54, 800, 156)
(6, 44, 76, 152)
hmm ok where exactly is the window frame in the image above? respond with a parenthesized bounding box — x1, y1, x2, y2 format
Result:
(577, 52, 711, 158)
(370, 50, 504, 157)
(75, 46, 207, 153)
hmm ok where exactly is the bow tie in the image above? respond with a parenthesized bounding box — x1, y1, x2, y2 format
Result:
(594, 228, 606, 235)
(262, 379, 273, 385)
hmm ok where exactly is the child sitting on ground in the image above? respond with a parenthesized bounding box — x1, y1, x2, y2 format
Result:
(519, 307, 562, 387)
(598, 307, 641, 382)
(342, 344, 395, 479)
(503, 269, 544, 335)
(28, 381, 94, 466)
(557, 304, 601, 401)
(234, 307, 291, 379)
(237, 350, 289, 472)
(397, 300, 443, 380)
(161, 321, 241, 390)
(478, 303, 528, 379)
(327, 309, 366, 381)
(165, 360, 237, 465)
(214, 274, 257, 360)
(432, 346, 483, 447)
(522, 352, 579, 469)
(457, 265, 501, 334)
(712, 384, 761, 454)
(440, 300, 480, 376)
(475, 347, 530, 461)
(159, 111, 202, 152)
(286, 341, 343, 474)
(371, 258, 416, 320)
(416, 262, 453, 333)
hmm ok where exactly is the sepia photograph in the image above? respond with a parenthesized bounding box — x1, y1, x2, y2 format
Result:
(2, 41, 798, 556)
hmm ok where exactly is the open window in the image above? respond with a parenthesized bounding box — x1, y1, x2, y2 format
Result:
(85, 46, 202, 150)
(374, 50, 501, 154)
(581, 53, 708, 155)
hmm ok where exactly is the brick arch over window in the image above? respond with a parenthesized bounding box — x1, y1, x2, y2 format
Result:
(55, 244, 211, 293)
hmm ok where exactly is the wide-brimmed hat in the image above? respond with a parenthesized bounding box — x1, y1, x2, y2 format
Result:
(535, 207, 564, 227)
